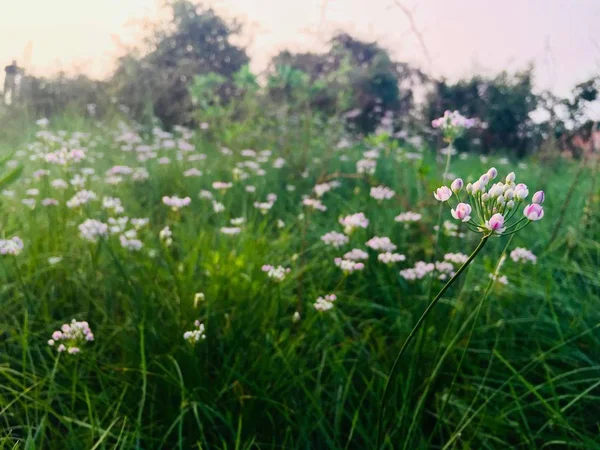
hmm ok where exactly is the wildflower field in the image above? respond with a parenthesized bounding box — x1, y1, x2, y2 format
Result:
(0, 110, 599, 449)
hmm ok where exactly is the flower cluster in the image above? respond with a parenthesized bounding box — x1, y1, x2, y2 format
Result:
(262, 264, 291, 282)
(431, 110, 479, 141)
(162, 196, 191, 211)
(314, 294, 337, 312)
(220, 226, 242, 235)
(400, 259, 456, 281)
(366, 236, 397, 252)
(102, 196, 125, 214)
(119, 234, 143, 251)
(434, 168, 545, 236)
(444, 253, 469, 265)
(254, 194, 277, 214)
(343, 248, 369, 260)
(400, 261, 434, 280)
(79, 219, 108, 242)
(356, 159, 376, 175)
(48, 319, 94, 354)
(334, 258, 365, 274)
(66, 190, 97, 208)
(183, 320, 206, 344)
(395, 212, 422, 223)
(370, 186, 395, 201)
(159, 226, 173, 246)
(0, 236, 24, 255)
(321, 231, 349, 248)
(314, 181, 340, 197)
(378, 252, 406, 265)
(339, 213, 369, 234)
(510, 247, 537, 264)
(303, 197, 327, 211)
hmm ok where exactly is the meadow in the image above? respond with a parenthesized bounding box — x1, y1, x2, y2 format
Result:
(0, 109, 598, 450)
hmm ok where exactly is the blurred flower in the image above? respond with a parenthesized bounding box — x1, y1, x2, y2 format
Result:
(321, 231, 349, 248)
(339, 213, 369, 234)
(220, 227, 241, 235)
(183, 321, 206, 344)
(303, 197, 327, 211)
(510, 247, 537, 264)
(334, 258, 365, 274)
(48, 319, 94, 354)
(262, 265, 291, 282)
(366, 236, 397, 252)
(194, 292, 205, 307)
(48, 256, 62, 265)
(162, 196, 191, 211)
(78, 220, 108, 242)
(395, 211, 422, 223)
(378, 252, 406, 264)
(0, 237, 24, 255)
(314, 294, 337, 312)
(159, 226, 173, 246)
(370, 186, 395, 201)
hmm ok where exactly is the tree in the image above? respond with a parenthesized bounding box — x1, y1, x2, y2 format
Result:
(111, 0, 249, 128)
(424, 69, 539, 156)
(266, 32, 426, 134)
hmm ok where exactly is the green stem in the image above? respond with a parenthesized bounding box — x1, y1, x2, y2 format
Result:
(427, 234, 514, 446)
(376, 234, 490, 449)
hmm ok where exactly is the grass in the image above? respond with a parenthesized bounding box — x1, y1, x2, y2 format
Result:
(0, 110, 598, 449)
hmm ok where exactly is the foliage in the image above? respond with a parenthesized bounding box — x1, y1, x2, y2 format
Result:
(0, 107, 598, 449)
(268, 33, 427, 134)
(110, 0, 249, 128)
(424, 69, 540, 157)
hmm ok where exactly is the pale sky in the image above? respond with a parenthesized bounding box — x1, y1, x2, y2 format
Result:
(1, 0, 599, 97)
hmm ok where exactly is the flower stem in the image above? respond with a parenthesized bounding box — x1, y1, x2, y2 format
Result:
(376, 234, 490, 448)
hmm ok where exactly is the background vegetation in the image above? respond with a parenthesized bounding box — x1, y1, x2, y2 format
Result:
(0, 1, 599, 448)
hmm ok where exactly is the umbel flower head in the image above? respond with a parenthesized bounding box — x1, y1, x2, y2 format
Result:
(431, 110, 480, 142)
(433, 168, 545, 237)
(48, 319, 94, 355)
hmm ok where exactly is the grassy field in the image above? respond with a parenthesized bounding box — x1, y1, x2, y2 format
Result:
(0, 112, 599, 449)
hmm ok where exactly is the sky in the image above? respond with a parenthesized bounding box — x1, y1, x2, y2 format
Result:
(1, 0, 599, 97)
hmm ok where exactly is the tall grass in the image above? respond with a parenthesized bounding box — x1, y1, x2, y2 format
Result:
(0, 112, 598, 449)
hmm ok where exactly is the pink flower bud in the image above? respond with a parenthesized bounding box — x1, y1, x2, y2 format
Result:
(506, 172, 515, 183)
(485, 213, 506, 234)
(523, 204, 544, 221)
(451, 203, 472, 222)
(532, 190, 545, 204)
(514, 183, 529, 200)
(451, 178, 463, 193)
(433, 186, 452, 202)
(487, 167, 498, 179)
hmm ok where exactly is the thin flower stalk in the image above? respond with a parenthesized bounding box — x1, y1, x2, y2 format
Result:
(376, 235, 490, 448)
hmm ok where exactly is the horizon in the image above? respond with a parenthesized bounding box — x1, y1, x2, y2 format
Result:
(1, 0, 599, 99)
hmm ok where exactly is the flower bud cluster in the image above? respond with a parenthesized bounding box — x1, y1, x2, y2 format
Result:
(262, 264, 291, 282)
(183, 320, 206, 344)
(314, 294, 337, 312)
(431, 110, 480, 142)
(339, 213, 369, 235)
(48, 319, 94, 354)
(0, 236, 24, 255)
(434, 168, 545, 236)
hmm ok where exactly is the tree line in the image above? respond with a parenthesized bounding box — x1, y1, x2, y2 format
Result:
(5, 0, 599, 157)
